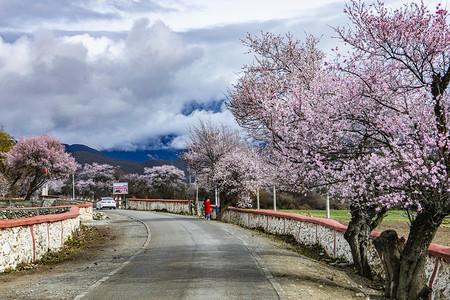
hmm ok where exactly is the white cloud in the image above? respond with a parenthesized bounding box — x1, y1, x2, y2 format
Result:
(1, 0, 442, 151)
(0, 18, 240, 150)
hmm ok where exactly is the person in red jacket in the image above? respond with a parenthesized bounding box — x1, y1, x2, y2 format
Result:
(204, 198, 211, 220)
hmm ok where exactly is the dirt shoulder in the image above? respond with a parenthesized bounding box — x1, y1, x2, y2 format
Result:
(217, 222, 381, 299)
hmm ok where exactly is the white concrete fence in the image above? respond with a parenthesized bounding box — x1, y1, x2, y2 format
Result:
(128, 198, 218, 219)
(0, 202, 93, 272)
(128, 199, 449, 300)
(223, 207, 450, 300)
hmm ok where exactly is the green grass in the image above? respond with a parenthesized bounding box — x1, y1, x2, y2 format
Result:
(279, 209, 447, 224)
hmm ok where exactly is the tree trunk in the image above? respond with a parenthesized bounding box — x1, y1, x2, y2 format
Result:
(344, 204, 386, 279)
(373, 230, 405, 297)
(396, 210, 444, 300)
(374, 209, 445, 299)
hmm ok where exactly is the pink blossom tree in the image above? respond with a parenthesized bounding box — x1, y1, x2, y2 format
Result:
(334, 1, 450, 298)
(181, 120, 267, 217)
(76, 163, 117, 199)
(181, 119, 242, 192)
(4, 134, 77, 200)
(143, 165, 186, 199)
(227, 31, 387, 279)
(229, 1, 450, 298)
(212, 145, 267, 209)
(0, 172, 9, 196)
(120, 173, 151, 199)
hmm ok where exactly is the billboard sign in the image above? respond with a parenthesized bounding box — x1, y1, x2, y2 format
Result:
(113, 182, 128, 194)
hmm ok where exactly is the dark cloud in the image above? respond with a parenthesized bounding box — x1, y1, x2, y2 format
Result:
(0, 0, 172, 30)
(0, 0, 368, 151)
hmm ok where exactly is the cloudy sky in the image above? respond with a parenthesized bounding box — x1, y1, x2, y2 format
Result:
(0, 0, 445, 151)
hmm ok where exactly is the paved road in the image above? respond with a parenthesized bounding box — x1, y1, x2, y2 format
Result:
(81, 210, 280, 300)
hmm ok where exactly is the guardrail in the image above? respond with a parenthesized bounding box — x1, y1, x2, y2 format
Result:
(0, 202, 93, 273)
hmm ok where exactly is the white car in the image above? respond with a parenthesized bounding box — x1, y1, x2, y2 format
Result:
(96, 197, 116, 210)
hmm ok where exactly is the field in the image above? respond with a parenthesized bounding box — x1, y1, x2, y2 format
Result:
(281, 209, 450, 247)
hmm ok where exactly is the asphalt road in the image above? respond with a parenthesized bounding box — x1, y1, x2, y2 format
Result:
(80, 210, 280, 300)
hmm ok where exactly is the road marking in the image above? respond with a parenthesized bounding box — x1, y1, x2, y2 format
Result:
(73, 214, 152, 300)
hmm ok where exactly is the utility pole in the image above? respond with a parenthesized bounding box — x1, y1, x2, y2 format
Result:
(256, 188, 260, 209)
(215, 187, 219, 216)
(326, 189, 330, 219)
(195, 181, 199, 216)
(273, 185, 277, 211)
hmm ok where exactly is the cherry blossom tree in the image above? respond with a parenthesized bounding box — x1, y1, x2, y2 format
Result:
(120, 173, 151, 199)
(4, 134, 76, 200)
(333, 1, 450, 298)
(181, 119, 241, 190)
(212, 145, 267, 209)
(76, 163, 117, 199)
(227, 31, 387, 279)
(181, 120, 267, 217)
(229, 1, 450, 298)
(143, 165, 186, 199)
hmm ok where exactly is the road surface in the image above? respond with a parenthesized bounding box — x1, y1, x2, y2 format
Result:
(80, 210, 280, 299)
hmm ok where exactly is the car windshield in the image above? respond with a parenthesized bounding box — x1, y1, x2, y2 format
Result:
(101, 197, 114, 201)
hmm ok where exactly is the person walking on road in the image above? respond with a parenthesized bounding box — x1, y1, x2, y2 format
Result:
(204, 198, 211, 220)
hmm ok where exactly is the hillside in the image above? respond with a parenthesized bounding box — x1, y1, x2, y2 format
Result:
(64, 144, 188, 175)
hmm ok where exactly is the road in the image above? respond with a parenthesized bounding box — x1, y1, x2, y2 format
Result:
(0, 210, 375, 299)
(79, 210, 280, 300)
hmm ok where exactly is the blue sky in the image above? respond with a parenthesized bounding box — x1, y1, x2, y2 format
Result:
(0, 0, 445, 151)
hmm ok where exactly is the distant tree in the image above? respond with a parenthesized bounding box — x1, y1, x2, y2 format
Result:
(0, 172, 8, 197)
(0, 127, 14, 196)
(4, 134, 76, 200)
(144, 165, 186, 199)
(0, 127, 14, 176)
(45, 179, 65, 195)
(76, 163, 117, 199)
(120, 173, 151, 199)
(181, 119, 241, 177)
(181, 120, 267, 217)
(0, 128, 14, 157)
(211, 145, 266, 209)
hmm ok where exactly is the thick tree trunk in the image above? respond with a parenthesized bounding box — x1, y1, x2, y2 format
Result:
(373, 230, 405, 297)
(344, 208, 374, 279)
(344, 204, 386, 279)
(374, 209, 445, 299)
(396, 210, 444, 300)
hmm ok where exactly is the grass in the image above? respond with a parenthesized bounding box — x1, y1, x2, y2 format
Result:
(280, 209, 450, 226)
(40, 225, 95, 265)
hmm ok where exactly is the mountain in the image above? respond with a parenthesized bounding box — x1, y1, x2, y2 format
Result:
(64, 144, 188, 175)
(102, 149, 186, 162)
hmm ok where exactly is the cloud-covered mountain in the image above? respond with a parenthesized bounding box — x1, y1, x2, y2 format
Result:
(65, 144, 187, 175)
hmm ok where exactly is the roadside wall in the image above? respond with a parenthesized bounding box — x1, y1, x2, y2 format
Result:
(223, 207, 450, 300)
(0, 202, 93, 272)
(128, 198, 218, 219)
